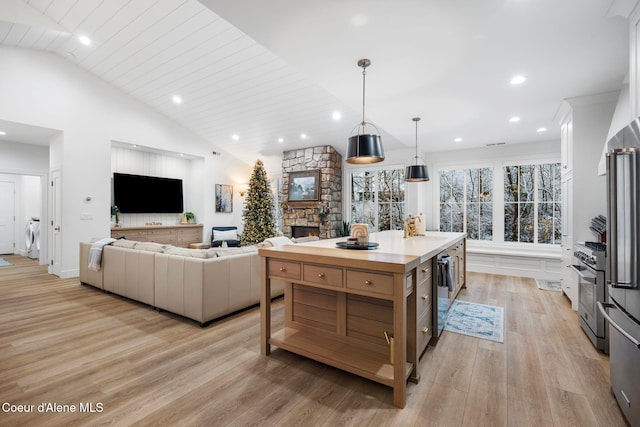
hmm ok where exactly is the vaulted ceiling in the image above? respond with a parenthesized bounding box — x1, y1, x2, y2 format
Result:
(0, 0, 630, 165)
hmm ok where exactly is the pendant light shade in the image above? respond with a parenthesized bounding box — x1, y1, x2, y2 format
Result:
(405, 117, 430, 182)
(346, 59, 385, 164)
(347, 134, 384, 164)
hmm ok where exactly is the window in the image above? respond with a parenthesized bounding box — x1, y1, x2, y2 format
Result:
(351, 169, 405, 231)
(504, 163, 561, 244)
(440, 168, 493, 240)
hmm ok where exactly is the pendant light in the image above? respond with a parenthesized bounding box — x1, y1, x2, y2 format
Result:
(405, 117, 430, 182)
(346, 59, 385, 164)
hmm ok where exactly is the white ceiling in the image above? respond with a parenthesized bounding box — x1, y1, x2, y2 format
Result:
(0, 0, 631, 165)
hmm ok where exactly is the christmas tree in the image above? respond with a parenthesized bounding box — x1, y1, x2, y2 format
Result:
(241, 159, 276, 245)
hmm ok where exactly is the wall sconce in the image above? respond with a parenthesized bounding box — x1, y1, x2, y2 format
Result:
(238, 184, 248, 197)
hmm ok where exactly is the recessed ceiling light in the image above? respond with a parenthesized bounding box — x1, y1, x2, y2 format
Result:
(132, 144, 137, 148)
(172, 95, 182, 104)
(179, 153, 184, 157)
(509, 116, 520, 123)
(332, 111, 342, 120)
(78, 35, 91, 46)
(536, 127, 547, 133)
(0, 131, 6, 136)
(454, 137, 463, 142)
(278, 138, 284, 143)
(232, 134, 239, 141)
(300, 133, 307, 139)
(510, 75, 526, 85)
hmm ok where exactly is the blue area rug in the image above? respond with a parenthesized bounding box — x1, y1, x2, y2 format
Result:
(0, 257, 12, 267)
(444, 300, 504, 343)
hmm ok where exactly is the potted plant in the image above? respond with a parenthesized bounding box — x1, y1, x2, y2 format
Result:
(337, 221, 351, 237)
(185, 212, 195, 224)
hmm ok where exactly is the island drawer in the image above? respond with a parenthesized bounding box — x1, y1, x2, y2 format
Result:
(346, 270, 393, 295)
(268, 260, 301, 280)
(303, 264, 343, 287)
(417, 260, 432, 285)
(417, 279, 432, 316)
(418, 307, 433, 353)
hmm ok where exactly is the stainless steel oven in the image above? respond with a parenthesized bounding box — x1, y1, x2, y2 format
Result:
(572, 241, 607, 352)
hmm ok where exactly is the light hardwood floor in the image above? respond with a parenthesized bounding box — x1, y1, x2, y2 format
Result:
(0, 255, 628, 426)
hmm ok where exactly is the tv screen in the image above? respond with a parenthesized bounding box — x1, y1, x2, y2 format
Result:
(113, 173, 184, 213)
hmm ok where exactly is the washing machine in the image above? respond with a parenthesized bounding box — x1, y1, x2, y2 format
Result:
(25, 218, 40, 259)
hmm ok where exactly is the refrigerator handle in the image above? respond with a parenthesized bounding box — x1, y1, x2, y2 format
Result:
(607, 151, 618, 286)
(598, 301, 640, 349)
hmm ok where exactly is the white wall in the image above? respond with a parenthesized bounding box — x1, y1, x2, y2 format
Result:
(0, 46, 252, 277)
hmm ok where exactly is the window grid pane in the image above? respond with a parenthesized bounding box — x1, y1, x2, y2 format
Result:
(504, 163, 561, 244)
(351, 168, 404, 232)
(439, 168, 493, 240)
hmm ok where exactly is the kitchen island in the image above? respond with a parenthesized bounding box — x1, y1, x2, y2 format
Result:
(259, 230, 466, 408)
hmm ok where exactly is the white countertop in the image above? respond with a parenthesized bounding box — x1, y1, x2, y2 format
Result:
(259, 230, 466, 271)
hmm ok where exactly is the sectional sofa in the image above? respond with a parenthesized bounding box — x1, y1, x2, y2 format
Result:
(79, 240, 284, 326)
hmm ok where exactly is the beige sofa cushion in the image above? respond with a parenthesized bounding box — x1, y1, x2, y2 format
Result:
(112, 239, 138, 249)
(214, 246, 258, 257)
(164, 246, 212, 258)
(134, 242, 167, 252)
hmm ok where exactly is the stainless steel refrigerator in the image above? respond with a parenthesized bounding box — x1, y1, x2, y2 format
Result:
(600, 117, 640, 427)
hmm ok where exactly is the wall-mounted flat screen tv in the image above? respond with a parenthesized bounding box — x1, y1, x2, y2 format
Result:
(113, 173, 184, 213)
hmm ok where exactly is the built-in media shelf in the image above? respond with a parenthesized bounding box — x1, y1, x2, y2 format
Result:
(111, 224, 203, 247)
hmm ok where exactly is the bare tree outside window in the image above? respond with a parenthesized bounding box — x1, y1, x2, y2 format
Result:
(504, 163, 561, 244)
(351, 169, 405, 231)
(440, 168, 493, 240)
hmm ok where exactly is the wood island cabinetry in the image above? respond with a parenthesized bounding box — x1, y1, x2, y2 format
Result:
(111, 224, 203, 247)
(259, 230, 466, 408)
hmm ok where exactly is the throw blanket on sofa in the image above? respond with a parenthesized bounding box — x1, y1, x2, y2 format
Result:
(88, 238, 116, 271)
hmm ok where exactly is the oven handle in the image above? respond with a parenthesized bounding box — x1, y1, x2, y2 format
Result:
(569, 265, 596, 283)
(597, 301, 640, 349)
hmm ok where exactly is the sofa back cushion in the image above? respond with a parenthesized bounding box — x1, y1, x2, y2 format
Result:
(134, 242, 167, 252)
(112, 239, 138, 249)
(214, 246, 258, 257)
(165, 246, 213, 258)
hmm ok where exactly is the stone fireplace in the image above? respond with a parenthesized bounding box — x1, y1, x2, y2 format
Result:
(282, 146, 342, 239)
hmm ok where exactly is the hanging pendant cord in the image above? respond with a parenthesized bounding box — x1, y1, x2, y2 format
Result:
(415, 119, 418, 159)
(361, 66, 367, 132)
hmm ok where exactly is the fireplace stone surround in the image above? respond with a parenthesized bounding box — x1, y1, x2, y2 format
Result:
(282, 146, 342, 239)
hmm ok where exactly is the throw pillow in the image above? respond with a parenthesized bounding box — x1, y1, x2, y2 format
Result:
(213, 229, 238, 241)
(264, 236, 293, 247)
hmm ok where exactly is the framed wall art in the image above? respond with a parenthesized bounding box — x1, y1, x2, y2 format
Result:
(215, 184, 233, 213)
(288, 170, 320, 202)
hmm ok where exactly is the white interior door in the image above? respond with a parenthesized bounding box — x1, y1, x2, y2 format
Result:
(0, 182, 15, 254)
(49, 170, 62, 276)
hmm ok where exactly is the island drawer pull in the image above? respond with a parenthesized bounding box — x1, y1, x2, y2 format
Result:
(317, 272, 325, 278)
(279, 267, 286, 272)
(422, 327, 429, 334)
(364, 280, 373, 286)
(421, 294, 428, 300)
(421, 267, 429, 273)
